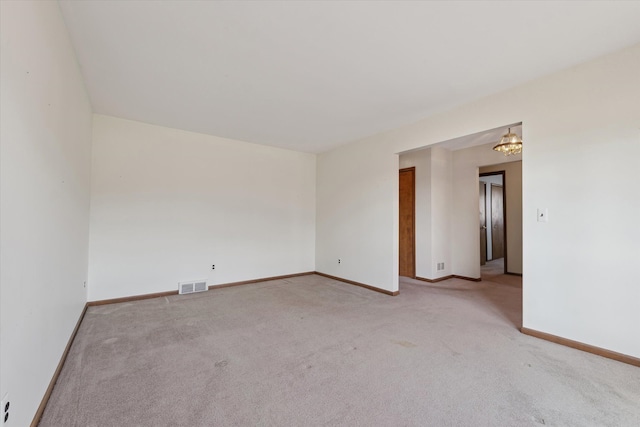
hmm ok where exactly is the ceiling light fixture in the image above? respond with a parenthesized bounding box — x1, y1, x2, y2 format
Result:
(493, 128, 523, 156)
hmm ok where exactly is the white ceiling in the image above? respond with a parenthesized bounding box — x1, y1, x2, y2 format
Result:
(435, 123, 522, 152)
(400, 123, 522, 155)
(58, 1, 640, 153)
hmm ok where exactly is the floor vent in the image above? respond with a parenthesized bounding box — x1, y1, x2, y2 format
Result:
(178, 280, 208, 295)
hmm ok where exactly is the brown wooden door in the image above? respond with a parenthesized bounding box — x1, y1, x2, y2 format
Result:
(399, 168, 415, 277)
(491, 184, 504, 259)
(479, 182, 487, 265)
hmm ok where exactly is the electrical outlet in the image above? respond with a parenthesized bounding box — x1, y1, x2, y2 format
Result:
(212, 264, 215, 270)
(2, 392, 10, 425)
(338, 259, 341, 264)
(537, 208, 548, 222)
(437, 262, 445, 271)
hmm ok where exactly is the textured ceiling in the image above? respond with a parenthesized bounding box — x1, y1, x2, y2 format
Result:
(59, 1, 640, 153)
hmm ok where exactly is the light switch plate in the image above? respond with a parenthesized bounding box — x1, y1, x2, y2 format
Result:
(537, 208, 548, 222)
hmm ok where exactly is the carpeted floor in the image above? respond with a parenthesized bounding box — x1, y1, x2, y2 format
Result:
(40, 273, 640, 426)
(481, 257, 506, 276)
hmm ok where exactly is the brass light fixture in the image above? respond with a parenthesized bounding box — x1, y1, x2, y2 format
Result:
(493, 127, 523, 156)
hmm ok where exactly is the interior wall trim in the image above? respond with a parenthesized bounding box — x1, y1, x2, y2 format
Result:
(87, 290, 178, 306)
(31, 304, 88, 427)
(315, 272, 399, 296)
(521, 327, 640, 367)
(86, 272, 393, 306)
(480, 170, 509, 275)
(415, 275, 482, 283)
(87, 272, 316, 306)
(209, 272, 315, 290)
(415, 275, 451, 283)
(452, 275, 482, 282)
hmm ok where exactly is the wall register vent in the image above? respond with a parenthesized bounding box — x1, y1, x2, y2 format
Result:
(178, 280, 208, 295)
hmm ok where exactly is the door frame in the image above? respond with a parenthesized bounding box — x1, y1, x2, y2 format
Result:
(479, 181, 487, 265)
(479, 170, 507, 274)
(399, 167, 416, 278)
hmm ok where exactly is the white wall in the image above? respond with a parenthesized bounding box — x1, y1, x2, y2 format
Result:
(89, 115, 316, 301)
(315, 44, 640, 357)
(430, 147, 453, 279)
(316, 139, 399, 292)
(0, 2, 93, 425)
(399, 146, 454, 280)
(399, 149, 431, 278)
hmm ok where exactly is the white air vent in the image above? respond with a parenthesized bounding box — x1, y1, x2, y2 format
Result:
(179, 279, 208, 295)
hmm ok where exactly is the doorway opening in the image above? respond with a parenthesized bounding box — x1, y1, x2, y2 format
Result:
(396, 123, 523, 291)
(479, 171, 506, 274)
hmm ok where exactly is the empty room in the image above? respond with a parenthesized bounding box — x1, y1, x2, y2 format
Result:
(1, 1, 640, 426)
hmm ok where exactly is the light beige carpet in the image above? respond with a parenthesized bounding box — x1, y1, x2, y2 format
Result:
(40, 274, 640, 426)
